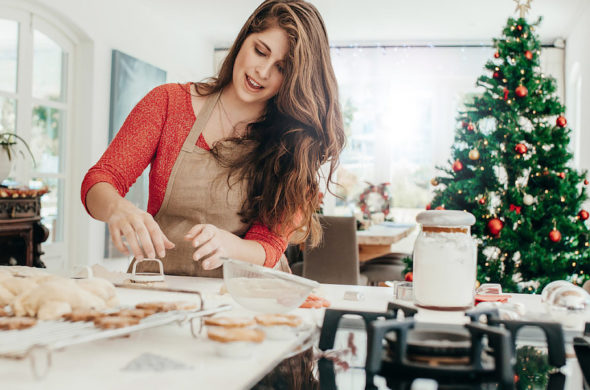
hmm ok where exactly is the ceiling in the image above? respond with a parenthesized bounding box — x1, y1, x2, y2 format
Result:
(142, 0, 589, 46)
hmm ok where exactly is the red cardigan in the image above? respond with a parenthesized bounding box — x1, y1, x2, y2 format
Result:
(81, 83, 287, 267)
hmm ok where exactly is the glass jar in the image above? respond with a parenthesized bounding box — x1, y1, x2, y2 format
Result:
(413, 210, 477, 311)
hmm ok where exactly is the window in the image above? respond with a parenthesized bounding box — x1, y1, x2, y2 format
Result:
(327, 45, 564, 218)
(0, 8, 74, 267)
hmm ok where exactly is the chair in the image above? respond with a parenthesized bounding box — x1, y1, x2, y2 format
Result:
(301, 215, 364, 285)
(360, 252, 410, 286)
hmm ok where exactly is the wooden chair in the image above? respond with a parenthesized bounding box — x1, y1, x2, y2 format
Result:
(301, 215, 363, 285)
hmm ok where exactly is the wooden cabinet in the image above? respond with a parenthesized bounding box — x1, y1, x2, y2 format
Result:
(0, 195, 49, 267)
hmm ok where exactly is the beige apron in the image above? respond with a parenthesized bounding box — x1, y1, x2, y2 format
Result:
(130, 91, 290, 277)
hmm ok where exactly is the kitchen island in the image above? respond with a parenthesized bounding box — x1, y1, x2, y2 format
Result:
(0, 275, 393, 390)
(0, 274, 587, 389)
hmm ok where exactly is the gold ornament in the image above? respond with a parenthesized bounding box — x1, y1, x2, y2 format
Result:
(430, 178, 439, 186)
(513, 0, 532, 18)
(468, 149, 480, 160)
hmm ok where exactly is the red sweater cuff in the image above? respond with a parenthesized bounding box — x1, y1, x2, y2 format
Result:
(244, 225, 288, 268)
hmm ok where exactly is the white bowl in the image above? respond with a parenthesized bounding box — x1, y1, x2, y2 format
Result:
(223, 259, 319, 313)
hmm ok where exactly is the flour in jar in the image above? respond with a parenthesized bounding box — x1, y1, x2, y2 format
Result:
(413, 231, 477, 310)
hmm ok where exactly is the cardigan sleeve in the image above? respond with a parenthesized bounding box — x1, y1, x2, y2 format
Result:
(80, 85, 170, 215)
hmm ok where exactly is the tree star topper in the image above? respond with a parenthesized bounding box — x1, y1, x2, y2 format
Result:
(514, 0, 532, 18)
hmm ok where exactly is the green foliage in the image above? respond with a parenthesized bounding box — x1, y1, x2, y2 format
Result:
(426, 17, 590, 293)
(0, 132, 36, 166)
(514, 346, 552, 389)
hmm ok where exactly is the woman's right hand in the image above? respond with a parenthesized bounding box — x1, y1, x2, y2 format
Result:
(107, 197, 175, 260)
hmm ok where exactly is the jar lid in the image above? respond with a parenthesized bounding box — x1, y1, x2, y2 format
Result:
(416, 210, 475, 227)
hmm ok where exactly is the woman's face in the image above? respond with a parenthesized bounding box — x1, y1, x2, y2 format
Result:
(232, 26, 289, 106)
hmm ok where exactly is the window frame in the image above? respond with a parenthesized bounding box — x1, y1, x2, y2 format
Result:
(0, 7, 75, 269)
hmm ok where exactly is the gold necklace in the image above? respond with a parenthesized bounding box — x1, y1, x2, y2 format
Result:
(218, 95, 237, 136)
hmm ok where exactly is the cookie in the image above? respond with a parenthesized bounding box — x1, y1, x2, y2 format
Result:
(204, 316, 255, 328)
(135, 301, 177, 312)
(207, 327, 265, 343)
(254, 314, 302, 328)
(173, 302, 200, 311)
(0, 317, 37, 330)
(0, 307, 10, 317)
(62, 309, 106, 322)
(94, 316, 140, 329)
(109, 308, 155, 319)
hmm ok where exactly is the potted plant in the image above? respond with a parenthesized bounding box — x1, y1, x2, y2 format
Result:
(0, 132, 36, 183)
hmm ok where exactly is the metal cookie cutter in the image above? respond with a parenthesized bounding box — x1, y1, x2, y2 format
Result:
(130, 258, 165, 283)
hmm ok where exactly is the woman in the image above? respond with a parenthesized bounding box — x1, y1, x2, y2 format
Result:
(81, 0, 345, 277)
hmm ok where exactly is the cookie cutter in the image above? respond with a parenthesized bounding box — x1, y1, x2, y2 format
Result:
(130, 258, 165, 283)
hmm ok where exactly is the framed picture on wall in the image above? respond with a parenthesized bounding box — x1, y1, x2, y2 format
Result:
(105, 49, 167, 259)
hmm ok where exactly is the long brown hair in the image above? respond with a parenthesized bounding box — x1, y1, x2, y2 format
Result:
(195, 0, 344, 246)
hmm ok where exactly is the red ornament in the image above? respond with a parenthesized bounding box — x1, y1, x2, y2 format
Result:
(509, 204, 522, 214)
(478, 197, 486, 205)
(585, 179, 589, 185)
(487, 218, 504, 235)
(579, 210, 589, 221)
(517, 25, 523, 31)
(514, 143, 527, 154)
(435, 206, 445, 210)
(493, 71, 500, 79)
(524, 50, 533, 60)
(467, 123, 475, 131)
(556, 115, 567, 128)
(452, 160, 464, 172)
(404, 272, 413, 282)
(515, 85, 528, 98)
(558, 172, 566, 179)
(549, 229, 562, 242)
(503, 88, 509, 100)
(494, 52, 500, 58)
(425, 203, 431, 210)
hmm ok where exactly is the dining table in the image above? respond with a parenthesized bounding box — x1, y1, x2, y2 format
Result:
(356, 222, 416, 262)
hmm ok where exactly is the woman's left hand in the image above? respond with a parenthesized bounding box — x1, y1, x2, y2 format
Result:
(184, 224, 226, 270)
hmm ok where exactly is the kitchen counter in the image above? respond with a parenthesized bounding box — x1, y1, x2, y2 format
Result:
(0, 274, 587, 390)
(0, 275, 395, 390)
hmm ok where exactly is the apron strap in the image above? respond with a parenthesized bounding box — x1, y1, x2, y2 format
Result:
(181, 90, 222, 152)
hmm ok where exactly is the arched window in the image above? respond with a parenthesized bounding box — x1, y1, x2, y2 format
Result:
(0, 6, 74, 267)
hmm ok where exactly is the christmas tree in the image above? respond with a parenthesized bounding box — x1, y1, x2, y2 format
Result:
(427, 15, 590, 293)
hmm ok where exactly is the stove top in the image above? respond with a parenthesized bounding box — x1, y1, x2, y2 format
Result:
(253, 302, 588, 390)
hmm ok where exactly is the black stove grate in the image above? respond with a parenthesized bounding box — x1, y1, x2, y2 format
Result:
(318, 302, 567, 389)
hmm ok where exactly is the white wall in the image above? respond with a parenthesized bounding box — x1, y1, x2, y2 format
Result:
(565, 2, 590, 173)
